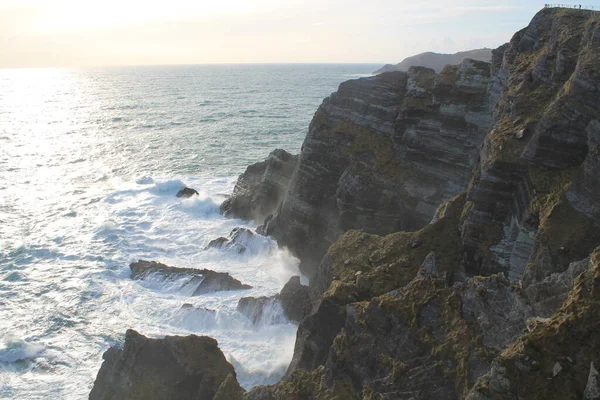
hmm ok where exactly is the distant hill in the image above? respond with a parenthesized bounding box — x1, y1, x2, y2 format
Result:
(374, 48, 493, 74)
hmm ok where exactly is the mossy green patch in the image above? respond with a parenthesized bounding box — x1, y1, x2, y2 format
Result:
(326, 192, 466, 299)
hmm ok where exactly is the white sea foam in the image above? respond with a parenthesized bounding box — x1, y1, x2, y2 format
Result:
(0, 63, 379, 399)
(0, 338, 45, 364)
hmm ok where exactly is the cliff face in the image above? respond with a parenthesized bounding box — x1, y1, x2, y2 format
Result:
(461, 8, 600, 282)
(265, 59, 491, 277)
(241, 7, 600, 400)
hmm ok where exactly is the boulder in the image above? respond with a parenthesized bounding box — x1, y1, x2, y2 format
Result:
(176, 187, 199, 198)
(89, 329, 235, 400)
(129, 260, 251, 295)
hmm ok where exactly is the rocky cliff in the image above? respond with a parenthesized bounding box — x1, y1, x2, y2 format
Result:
(264, 57, 492, 277)
(90, 7, 600, 400)
(461, 7, 600, 283)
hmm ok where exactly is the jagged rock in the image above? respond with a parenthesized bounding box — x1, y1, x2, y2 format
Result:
(278, 276, 310, 323)
(237, 296, 285, 325)
(213, 373, 245, 400)
(263, 58, 491, 277)
(237, 276, 310, 325)
(206, 227, 265, 254)
(129, 260, 251, 295)
(585, 362, 600, 400)
(416, 251, 438, 278)
(220, 149, 298, 224)
(525, 253, 594, 316)
(460, 274, 532, 351)
(176, 186, 199, 198)
(207, 236, 229, 249)
(461, 7, 600, 279)
(256, 268, 536, 399)
(89, 329, 235, 400)
(467, 247, 600, 400)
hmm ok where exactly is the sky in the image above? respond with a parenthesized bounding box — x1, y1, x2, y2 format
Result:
(0, 0, 588, 68)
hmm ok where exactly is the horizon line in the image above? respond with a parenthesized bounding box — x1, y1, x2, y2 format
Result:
(0, 61, 392, 71)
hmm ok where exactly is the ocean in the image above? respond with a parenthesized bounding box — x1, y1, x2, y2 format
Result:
(0, 63, 379, 399)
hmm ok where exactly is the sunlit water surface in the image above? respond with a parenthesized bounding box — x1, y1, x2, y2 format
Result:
(0, 64, 378, 399)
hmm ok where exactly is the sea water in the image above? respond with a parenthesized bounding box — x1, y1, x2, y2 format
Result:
(0, 63, 378, 399)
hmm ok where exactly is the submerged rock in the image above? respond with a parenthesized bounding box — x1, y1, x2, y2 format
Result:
(220, 149, 298, 224)
(129, 260, 251, 295)
(176, 186, 199, 198)
(89, 329, 235, 400)
(206, 227, 269, 254)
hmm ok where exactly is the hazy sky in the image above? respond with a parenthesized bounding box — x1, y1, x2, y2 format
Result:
(0, 0, 571, 68)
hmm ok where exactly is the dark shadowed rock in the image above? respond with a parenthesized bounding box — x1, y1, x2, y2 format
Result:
(278, 276, 310, 323)
(236, 276, 310, 325)
(176, 187, 199, 198)
(129, 260, 251, 295)
(416, 251, 438, 278)
(213, 373, 245, 400)
(220, 149, 298, 224)
(237, 296, 285, 325)
(467, 248, 600, 400)
(89, 329, 235, 400)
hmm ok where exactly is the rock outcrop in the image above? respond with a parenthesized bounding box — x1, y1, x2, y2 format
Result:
(130, 260, 252, 295)
(467, 247, 600, 400)
(263, 58, 492, 277)
(220, 149, 298, 224)
(237, 276, 310, 324)
(89, 330, 235, 400)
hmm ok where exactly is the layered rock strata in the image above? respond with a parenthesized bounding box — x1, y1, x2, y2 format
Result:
(263, 59, 492, 277)
(461, 7, 600, 281)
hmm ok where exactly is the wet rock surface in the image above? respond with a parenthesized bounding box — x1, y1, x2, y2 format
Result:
(89, 330, 235, 400)
(220, 149, 298, 224)
(130, 260, 252, 295)
(237, 276, 310, 324)
(176, 186, 199, 198)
